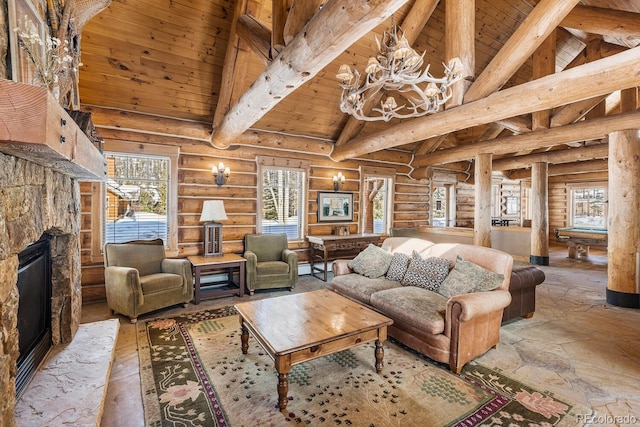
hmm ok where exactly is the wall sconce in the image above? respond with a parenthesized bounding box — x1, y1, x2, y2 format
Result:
(333, 172, 345, 192)
(212, 162, 230, 186)
(199, 200, 228, 257)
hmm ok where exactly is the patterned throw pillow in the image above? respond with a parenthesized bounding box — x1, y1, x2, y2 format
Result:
(438, 255, 505, 298)
(385, 252, 411, 282)
(401, 251, 452, 291)
(347, 244, 392, 278)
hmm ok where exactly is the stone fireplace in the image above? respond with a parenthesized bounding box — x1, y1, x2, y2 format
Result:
(0, 152, 82, 426)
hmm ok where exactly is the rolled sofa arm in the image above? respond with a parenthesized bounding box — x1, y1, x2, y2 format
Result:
(104, 266, 144, 307)
(332, 259, 353, 277)
(446, 289, 512, 322)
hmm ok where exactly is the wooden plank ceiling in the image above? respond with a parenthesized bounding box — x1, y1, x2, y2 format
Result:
(78, 0, 640, 171)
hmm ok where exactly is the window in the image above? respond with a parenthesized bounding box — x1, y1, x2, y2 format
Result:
(570, 186, 607, 228)
(104, 153, 170, 244)
(360, 166, 394, 234)
(258, 158, 308, 241)
(91, 142, 179, 260)
(432, 184, 455, 227)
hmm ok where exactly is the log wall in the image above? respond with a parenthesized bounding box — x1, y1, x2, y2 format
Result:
(80, 130, 430, 301)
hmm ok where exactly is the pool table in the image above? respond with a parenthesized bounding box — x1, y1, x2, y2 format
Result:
(554, 227, 608, 259)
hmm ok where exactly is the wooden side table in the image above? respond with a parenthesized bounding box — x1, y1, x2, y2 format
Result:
(187, 254, 246, 304)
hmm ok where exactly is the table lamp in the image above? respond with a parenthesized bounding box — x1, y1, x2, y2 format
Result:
(200, 200, 228, 256)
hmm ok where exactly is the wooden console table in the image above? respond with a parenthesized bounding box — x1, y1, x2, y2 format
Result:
(307, 233, 382, 281)
(188, 254, 246, 304)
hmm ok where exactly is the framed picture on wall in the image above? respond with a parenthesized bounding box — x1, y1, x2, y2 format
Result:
(8, 0, 46, 84)
(317, 192, 354, 222)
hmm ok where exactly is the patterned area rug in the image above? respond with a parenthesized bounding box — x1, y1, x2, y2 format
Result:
(137, 306, 586, 426)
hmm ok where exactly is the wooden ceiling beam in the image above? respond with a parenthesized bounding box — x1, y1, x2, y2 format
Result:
(283, 0, 324, 45)
(560, 5, 640, 40)
(445, 0, 474, 107)
(211, 0, 411, 149)
(464, 0, 580, 104)
(271, 0, 292, 57)
(332, 46, 640, 161)
(508, 158, 609, 180)
(213, 0, 264, 131)
(411, 111, 638, 168)
(83, 105, 212, 141)
(492, 143, 608, 170)
(334, 0, 440, 147)
(236, 14, 272, 65)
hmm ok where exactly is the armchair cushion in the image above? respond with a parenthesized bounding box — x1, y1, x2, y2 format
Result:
(104, 238, 165, 277)
(140, 273, 184, 294)
(244, 233, 288, 261)
(256, 261, 290, 275)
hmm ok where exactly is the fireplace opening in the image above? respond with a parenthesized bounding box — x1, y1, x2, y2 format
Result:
(16, 234, 52, 398)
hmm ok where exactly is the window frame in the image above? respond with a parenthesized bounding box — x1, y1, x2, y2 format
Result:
(257, 156, 309, 243)
(91, 141, 180, 261)
(567, 182, 608, 229)
(359, 166, 395, 234)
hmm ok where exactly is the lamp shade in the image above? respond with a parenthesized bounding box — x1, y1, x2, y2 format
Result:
(199, 200, 228, 222)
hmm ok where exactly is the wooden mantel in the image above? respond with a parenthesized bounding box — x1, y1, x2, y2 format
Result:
(0, 80, 106, 181)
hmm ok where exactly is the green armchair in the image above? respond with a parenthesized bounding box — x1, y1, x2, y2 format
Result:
(243, 233, 298, 295)
(104, 239, 193, 323)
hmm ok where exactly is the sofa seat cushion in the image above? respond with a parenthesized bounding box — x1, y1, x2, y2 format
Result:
(256, 261, 290, 275)
(141, 273, 184, 294)
(370, 287, 448, 335)
(331, 274, 400, 304)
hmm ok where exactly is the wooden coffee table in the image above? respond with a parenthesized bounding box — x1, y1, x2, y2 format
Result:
(234, 289, 393, 411)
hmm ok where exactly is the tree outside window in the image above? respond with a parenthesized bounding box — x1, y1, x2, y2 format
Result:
(362, 176, 392, 233)
(260, 167, 305, 240)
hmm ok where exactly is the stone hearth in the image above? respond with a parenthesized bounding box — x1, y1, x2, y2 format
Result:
(0, 152, 82, 426)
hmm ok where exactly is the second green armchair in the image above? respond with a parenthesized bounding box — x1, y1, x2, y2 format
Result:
(243, 233, 298, 295)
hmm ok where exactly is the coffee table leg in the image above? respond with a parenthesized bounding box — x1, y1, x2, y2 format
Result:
(374, 340, 384, 373)
(277, 372, 289, 411)
(240, 318, 249, 354)
(275, 356, 292, 411)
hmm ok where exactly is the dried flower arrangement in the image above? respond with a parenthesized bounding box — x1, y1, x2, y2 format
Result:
(13, 15, 76, 96)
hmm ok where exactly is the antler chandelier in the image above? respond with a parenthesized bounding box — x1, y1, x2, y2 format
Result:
(336, 24, 464, 122)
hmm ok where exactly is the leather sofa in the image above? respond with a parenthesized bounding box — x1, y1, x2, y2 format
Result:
(331, 237, 514, 373)
(502, 264, 545, 322)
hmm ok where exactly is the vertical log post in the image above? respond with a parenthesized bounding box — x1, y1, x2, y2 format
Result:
(606, 87, 640, 308)
(530, 162, 549, 265)
(474, 153, 492, 247)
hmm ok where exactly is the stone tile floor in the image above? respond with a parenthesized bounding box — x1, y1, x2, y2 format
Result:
(80, 243, 639, 427)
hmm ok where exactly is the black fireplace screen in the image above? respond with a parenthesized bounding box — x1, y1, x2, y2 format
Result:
(16, 234, 52, 398)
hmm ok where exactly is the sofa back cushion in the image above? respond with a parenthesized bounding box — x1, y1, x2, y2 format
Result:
(424, 243, 513, 291)
(348, 243, 393, 278)
(401, 251, 451, 291)
(438, 255, 505, 298)
(381, 237, 434, 256)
